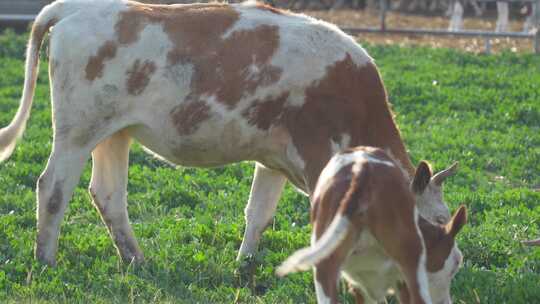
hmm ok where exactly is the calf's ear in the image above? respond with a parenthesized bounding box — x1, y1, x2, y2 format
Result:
(446, 205, 467, 237)
(412, 161, 432, 194)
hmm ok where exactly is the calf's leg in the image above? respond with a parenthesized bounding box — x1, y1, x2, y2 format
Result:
(88, 130, 143, 264)
(314, 265, 340, 304)
(351, 287, 366, 304)
(369, 211, 431, 304)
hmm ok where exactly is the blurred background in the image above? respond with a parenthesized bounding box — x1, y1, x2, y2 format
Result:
(0, 0, 538, 56)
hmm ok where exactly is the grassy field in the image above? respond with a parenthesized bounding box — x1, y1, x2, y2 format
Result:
(0, 28, 539, 303)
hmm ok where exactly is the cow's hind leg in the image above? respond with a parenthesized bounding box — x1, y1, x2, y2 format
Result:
(35, 142, 91, 266)
(88, 130, 143, 264)
(237, 163, 287, 260)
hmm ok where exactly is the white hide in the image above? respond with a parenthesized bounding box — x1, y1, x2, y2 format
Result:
(37, 0, 377, 175)
(414, 208, 432, 304)
(313, 149, 395, 199)
(237, 163, 287, 259)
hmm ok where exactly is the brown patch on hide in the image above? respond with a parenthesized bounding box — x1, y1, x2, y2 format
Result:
(126, 59, 157, 95)
(170, 101, 211, 135)
(114, 3, 282, 109)
(186, 23, 281, 108)
(114, 3, 234, 45)
(242, 93, 289, 130)
(85, 41, 118, 81)
(282, 55, 414, 192)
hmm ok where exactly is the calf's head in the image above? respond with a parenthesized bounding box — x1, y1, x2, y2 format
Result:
(412, 161, 459, 225)
(420, 205, 467, 304)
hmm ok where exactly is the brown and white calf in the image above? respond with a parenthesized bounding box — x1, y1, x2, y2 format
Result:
(277, 147, 466, 304)
(0, 0, 457, 266)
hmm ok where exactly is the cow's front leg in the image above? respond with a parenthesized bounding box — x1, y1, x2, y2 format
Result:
(237, 163, 287, 260)
(88, 130, 143, 264)
(35, 144, 90, 266)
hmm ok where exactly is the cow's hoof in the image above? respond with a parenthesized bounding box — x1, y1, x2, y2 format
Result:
(253, 283, 268, 295)
(234, 253, 258, 287)
(234, 253, 269, 295)
(238, 253, 257, 273)
(35, 249, 57, 267)
(121, 253, 145, 266)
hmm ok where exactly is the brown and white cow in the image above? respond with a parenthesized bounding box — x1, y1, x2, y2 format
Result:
(277, 147, 467, 304)
(0, 0, 457, 266)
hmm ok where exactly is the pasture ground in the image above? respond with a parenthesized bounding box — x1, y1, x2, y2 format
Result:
(0, 28, 539, 303)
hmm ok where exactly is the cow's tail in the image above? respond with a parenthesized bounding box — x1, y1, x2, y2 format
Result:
(277, 164, 369, 276)
(0, 2, 62, 162)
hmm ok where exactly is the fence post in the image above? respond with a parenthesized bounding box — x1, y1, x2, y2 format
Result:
(535, 0, 540, 54)
(380, 0, 387, 31)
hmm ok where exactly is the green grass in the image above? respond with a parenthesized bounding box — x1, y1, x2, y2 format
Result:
(0, 28, 539, 303)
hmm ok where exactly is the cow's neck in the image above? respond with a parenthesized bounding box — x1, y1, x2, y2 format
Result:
(359, 63, 416, 179)
(279, 58, 415, 195)
(370, 112, 416, 179)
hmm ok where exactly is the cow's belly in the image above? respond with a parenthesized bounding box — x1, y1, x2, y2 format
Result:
(127, 110, 308, 192)
(127, 116, 265, 168)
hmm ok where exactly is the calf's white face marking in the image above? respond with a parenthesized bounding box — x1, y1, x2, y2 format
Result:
(414, 207, 431, 303)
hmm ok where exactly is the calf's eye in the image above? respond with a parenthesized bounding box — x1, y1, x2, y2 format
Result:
(436, 215, 447, 224)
